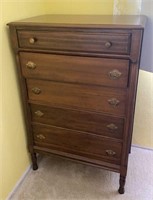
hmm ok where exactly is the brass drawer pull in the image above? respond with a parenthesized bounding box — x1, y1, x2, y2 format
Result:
(109, 69, 122, 80)
(26, 61, 36, 70)
(29, 37, 36, 44)
(32, 87, 41, 95)
(105, 41, 112, 48)
(107, 123, 118, 131)
(108, 98, 120, 107)
(106, 149, 116, 157)
(36, 134, 45, 140)
(35, 110, 44, 117)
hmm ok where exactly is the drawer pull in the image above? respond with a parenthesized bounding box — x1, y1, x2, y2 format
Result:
(29, 37, 36, 44)
(26, 61, 36, 70)
(32, 87, 41, 95)
(36, 134, 45, 140)
(106, 149, 116, 157)
(107, 123, 118, 131)
(108, 98, 120, 107)
(35, 110, 44, 117)
(109, 69, 122, 80)
(105, 41, 112, 48)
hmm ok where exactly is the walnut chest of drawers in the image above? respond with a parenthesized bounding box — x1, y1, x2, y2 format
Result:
(8, 15, 146, 194)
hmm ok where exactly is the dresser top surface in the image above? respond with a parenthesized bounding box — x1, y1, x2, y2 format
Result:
(8, 15, 147, 29)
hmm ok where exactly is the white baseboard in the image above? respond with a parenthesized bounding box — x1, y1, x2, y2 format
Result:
(132, 144, 153, 151)
(6, 165, 32, 200)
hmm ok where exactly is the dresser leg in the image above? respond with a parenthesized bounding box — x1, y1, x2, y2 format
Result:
(31, 153, 38, 170)
(118, 175, 126, 194)
(129, 147, 131, 154)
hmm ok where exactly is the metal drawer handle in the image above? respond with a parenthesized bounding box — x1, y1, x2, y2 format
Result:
(108, 98, 120, 107)
(106, 149, 116, 157)
(105, 41, 112, 48)
(26, 61, 36, 70)
(32, 87, 41, 95)
(29, 37, 36, 44)
(109, 69, 122, 80)
(107, 123, 118, 131)
(35, 110, 44, 117)
(36, 134, 45, 140)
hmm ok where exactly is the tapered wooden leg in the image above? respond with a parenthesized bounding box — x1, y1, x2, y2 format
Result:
(118, 175, 126, 194)
(31, 153, 38, 170)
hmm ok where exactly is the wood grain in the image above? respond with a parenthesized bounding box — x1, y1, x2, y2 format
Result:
(31, 103, 124, 139)
(20, 52, 129, 88)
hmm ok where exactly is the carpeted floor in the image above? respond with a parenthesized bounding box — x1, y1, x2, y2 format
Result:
(10, 147, 153, 200)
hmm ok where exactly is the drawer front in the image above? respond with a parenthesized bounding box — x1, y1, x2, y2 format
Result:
(31, 104, 124, 139)
(33, 124, 122, 164)
(20, 52, 129, 88)
(17, 30, 131, 55)
(27, 79, 126, 116)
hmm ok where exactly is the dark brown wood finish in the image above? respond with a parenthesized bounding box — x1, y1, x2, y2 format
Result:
(20, 52, 129, 88)
(17, 30, 131, 55)
(30, 104, 124, 139)
(33, 124, 122, 164)
(27, 79, 126, 116)
(7, 15, 146, 194)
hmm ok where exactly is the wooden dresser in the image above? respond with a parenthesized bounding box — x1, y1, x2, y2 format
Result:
(8, 15, 146, 194)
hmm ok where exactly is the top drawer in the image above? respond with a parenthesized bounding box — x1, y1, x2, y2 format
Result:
(17, 30, 131, 55)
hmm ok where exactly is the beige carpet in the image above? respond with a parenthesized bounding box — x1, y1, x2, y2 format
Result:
(10, 147, 153, 200)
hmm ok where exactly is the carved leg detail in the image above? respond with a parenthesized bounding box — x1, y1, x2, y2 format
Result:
(31, 153, 38, 170)
(118, 175, 126, 194)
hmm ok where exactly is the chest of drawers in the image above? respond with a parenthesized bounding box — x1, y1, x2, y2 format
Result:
(8, 15, 146, 194)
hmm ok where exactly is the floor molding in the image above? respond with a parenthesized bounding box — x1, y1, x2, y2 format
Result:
(132, 144, 153, 151)
(6, 165, 32, 200)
